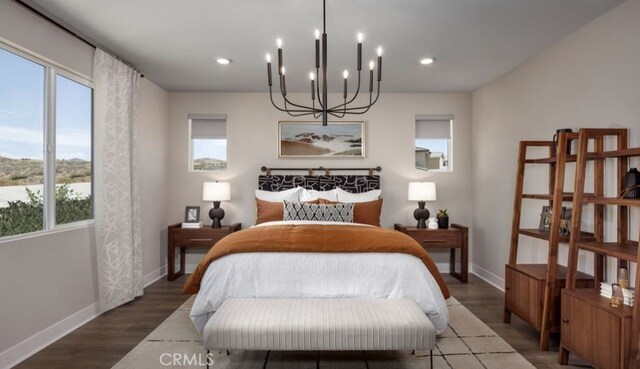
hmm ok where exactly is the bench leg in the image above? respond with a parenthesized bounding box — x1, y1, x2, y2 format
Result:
(430, 350, 433, 369)
(226, 350, 230, 356)
(206, 350, 210, 369)
(263, 350, 270, 369)
(363, 351, 370, 369)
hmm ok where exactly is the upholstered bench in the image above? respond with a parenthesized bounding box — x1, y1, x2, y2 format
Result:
(203, 298, 435, 368)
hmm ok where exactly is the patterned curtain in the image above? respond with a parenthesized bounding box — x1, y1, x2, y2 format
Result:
(93, 49, 142, 312)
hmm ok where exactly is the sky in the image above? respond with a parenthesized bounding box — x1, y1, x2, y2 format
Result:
(0, 47, 92, 161)
(416, 138, 449, 157)
(193, 139, 227, 161)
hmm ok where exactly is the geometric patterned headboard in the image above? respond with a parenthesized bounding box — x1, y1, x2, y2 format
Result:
(258, 175, 380, 193)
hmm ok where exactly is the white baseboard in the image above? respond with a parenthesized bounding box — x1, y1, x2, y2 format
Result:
(0, 302, 100, 369)
(0, 265, 167, 369)
(471, 263, 505, 291)
(143, 265, 167, 287)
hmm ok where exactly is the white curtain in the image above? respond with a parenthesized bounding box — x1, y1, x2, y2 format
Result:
(93, 49, 143, 312)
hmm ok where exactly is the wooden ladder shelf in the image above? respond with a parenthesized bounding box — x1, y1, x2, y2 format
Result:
(561, 128, 639, 369)
(505, 131, 598, 351)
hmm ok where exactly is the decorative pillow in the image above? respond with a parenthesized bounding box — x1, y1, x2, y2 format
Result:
(256, 198, 319, 224)
(255, 187, 301, 202)
(299, 188, 339, 202)
(319, 198, 383, 227)
(283, 201, 354, 223)
(335, 187, 381, 203)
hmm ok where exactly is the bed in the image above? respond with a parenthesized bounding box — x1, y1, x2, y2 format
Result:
(184, 174, 450, 337)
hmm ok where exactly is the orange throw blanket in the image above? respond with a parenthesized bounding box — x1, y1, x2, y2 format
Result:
(183, 224, 450, 299)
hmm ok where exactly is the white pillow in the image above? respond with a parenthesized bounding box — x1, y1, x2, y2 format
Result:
(255, 187, 301, 202)
(336, 188, 381, 203)
(299, 188, 339, 202)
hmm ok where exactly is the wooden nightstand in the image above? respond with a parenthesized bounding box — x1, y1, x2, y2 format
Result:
(167, 223, 241, 281)
(394, 223, 468, 283)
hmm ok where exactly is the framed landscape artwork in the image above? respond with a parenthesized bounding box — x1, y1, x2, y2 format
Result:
(278, 121, 365, 158)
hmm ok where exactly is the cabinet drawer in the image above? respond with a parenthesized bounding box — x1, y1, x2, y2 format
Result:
(173, 232, 226, 247)
(407, 231, 462, 248)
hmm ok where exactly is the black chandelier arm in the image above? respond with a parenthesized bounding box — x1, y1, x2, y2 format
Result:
(283, 100, 318, 117)
(328, 71, 362, 111)
(269, 87, 318, 114)
(327, 81, 381, 112)
(312, 100, 322, 119)
(315, 67, 324, 109)
(280, 90, 323, 113)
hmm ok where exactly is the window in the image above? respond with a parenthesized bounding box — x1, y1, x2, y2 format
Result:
(0, 44, 93, 238)
(415, 115, 453, 172)
(189, 114, 227, 171)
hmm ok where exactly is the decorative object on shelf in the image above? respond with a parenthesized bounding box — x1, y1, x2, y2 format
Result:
(610, 283, 624, 308)
(202, 181, 231, 228)
(538, 206, 569, 234)
(620, 168, 640, 199)
(553, 128, 574, 155)
(618, 267, 630, 289)
(184, 206, 200, 223)
(408, 182, 436, 229)
(436, 209, 449, 229)
(278, 121, 365, 158)
(427, 218, 439, 229)
(263, 0, 384, 126)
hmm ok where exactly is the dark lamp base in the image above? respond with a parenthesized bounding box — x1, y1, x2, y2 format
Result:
(209, 201, 225, 228)
(413, 201, 430, 229)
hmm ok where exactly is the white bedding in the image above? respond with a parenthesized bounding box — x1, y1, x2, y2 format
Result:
(189, 221, 449, 334)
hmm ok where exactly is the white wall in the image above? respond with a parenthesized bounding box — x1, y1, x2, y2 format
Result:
(471, 0, 640, 288)
(0, 0, 93, 78)
(168, 92, 473, 266)
(0, 2, 170, 362)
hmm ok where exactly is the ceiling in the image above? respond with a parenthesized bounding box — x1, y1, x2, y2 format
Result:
(30, 0, 622, 93)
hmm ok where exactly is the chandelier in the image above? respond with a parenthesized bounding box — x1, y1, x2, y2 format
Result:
(265, 0, 383, 126)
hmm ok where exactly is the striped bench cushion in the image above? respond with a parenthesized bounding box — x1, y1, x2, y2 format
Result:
(203, 298, 436, 351)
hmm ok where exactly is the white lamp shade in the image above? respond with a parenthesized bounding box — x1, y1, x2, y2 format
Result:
(203, 182, 231, 201)
(408, 182, 436, 201)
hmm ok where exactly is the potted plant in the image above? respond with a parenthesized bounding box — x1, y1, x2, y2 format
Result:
(437, 209, 449, 229)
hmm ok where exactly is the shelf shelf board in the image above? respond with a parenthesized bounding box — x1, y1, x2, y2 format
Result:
(523, 148, 640, 164)
(563, 288, 633, 318)
(507, 263, 593, 281)
(522, 193, 594, 201)
(519, 228, 595, 243)
(595, 147, 640, 158)
(582, 197, 640, 207)
(576, 240, 639, 262)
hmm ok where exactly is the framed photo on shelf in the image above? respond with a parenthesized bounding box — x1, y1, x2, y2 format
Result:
(538, 206, 571, 234)
(278, 121, 365, 158)
(184, 206, 200, 223)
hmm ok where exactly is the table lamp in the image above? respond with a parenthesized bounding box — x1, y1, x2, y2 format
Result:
(202, 181, 231, 228)
(408, 182, 437, 229)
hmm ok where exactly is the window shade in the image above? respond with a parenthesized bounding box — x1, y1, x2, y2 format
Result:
(415, 119, 451, 139)
(189, 114, 226, 139)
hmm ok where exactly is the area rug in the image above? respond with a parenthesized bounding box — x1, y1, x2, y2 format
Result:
(112, 297, 535, 369)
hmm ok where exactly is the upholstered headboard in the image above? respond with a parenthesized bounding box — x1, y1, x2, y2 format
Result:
(258, 175, 380, 193)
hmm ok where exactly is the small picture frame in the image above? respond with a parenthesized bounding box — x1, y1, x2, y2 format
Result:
(184, 206, 200, 223)
(538, 205, 569, 234)
(538, 206, 552, 233)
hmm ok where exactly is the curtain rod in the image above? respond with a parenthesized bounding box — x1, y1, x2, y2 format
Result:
(261, 166, 381, 176)
(14, 0, 144, 77)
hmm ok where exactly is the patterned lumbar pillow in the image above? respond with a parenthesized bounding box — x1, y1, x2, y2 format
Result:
(283, 201, 354, 222)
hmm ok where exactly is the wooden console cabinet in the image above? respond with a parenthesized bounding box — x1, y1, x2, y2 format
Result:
(504, 264, 593, 333)
(560, 289, 633, 369)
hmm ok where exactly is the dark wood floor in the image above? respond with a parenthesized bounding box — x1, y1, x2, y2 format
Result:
(15, 274, 591, 369)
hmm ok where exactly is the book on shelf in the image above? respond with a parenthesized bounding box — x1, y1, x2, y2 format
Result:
(181, 222, 203, 228)
(600, 282, 635, 307)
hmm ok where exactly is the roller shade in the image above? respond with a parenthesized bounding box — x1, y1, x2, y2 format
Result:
(415, 119, 451, 139)
(189, 114, 226, 139)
